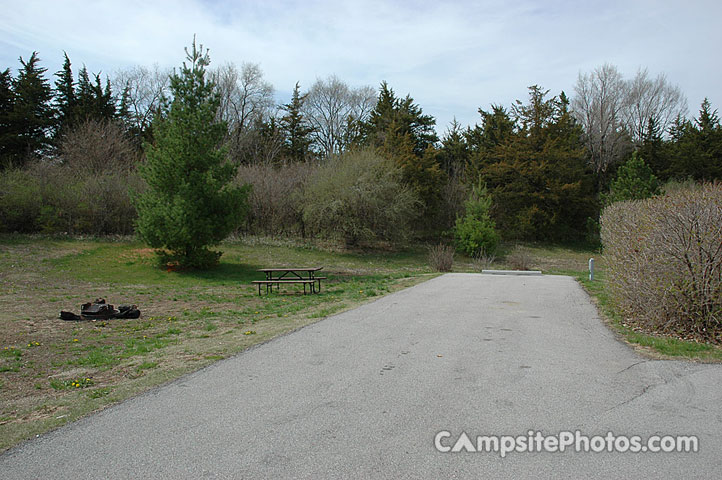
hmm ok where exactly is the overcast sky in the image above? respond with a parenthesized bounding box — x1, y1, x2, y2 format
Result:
(1, 0, 720, 134)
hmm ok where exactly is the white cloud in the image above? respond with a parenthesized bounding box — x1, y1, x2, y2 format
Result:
(1, 0, 720, 132)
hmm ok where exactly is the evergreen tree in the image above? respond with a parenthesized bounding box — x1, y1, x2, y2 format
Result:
(54, 52, 76, 139)
(604, 152, 661, 204)
(0, 68, 15, 167)
(97, 74, 116, 119)
(74, 65, 93, 121)
(117, 84, 132, 130)
(364, 81, 438, 155)
(666, 99, 722, 181)
(464, 105, 515, 180)
(637, 115, 669, 179)
(135, 38, 250, 269)
(7, 52, 54, 166)
(438, 119, 470, 179)
(72, 66, 116, 124)
(363, 82, 444, 221)
(255, 116, 285, 164)
(280, 82, 314, 162)
(363, 81, 396, 146)
(453, 180, 499, 257)
(693, 98, 722, 180)
(467, 105, 516, 152)
(478, 87, 597, 241)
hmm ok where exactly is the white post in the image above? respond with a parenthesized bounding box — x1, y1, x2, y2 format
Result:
(589, 258, 595, 281)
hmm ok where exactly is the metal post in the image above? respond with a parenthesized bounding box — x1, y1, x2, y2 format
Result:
(589, 258, 595, 281)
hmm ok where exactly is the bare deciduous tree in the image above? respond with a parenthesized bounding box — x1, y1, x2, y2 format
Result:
(572, 64, 688, 184)
(210, 62, 275, 163)
(211, 62, 274, 132)
(112, 64, 171, 135)
(624, 68, 687, 143)
(303, 75, 376, 157)
(571, 63, 631, 180)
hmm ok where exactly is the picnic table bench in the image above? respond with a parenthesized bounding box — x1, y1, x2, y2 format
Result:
(252, 267, 325, 295)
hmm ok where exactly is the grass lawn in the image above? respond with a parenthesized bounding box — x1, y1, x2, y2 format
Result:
(1, 235, 719, 452)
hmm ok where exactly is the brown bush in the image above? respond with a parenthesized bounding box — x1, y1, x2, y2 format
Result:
(428, 243, 454, 272)
(60, 119, 140, 173)
(507, 245, 534, 271)
(601, 183, 722, 341)
(235, 162, 314, 236)
(473, 251, 496, 271)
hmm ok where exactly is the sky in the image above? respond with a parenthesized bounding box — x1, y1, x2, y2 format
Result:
(1, 0, 720, 134)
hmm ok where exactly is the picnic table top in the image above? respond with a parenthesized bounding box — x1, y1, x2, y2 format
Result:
(258, 267, 323, 273)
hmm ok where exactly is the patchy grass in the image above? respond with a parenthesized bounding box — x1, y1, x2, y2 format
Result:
(0, 235, 431, 451)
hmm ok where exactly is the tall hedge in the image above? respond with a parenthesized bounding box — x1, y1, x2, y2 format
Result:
(601, 183, 722, 341)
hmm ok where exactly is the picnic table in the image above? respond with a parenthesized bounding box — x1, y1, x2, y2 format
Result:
(252, 267, 325, 295)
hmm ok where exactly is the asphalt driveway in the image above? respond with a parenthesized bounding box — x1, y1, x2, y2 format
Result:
(2, 273, 721, 479)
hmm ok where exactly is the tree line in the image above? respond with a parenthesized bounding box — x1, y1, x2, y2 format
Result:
(1, 47, 720, 249)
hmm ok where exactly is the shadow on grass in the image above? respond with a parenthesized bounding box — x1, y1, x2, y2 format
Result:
(176, 261, 261, 283)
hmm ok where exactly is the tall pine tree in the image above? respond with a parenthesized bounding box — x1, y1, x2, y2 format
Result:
(72, 65, 117, 124)
(135, 38, 250, 269)
(7, 52, 54, 166)
(666, 99, 722, 181)
(280, 82, 314, 162)
(637, 115, 669, 179)
(438, 119, 470, 179)
(53, 52, 76, 140)
(0, 68, 15, 167)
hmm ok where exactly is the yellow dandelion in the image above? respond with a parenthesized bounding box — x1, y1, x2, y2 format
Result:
(73, 339, 79, 342)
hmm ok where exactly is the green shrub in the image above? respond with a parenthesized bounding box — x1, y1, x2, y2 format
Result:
(0, 168, 42, 232)
(453, 182, 499, 257)
(0, 160, 142, 236)
(301, 149, 420, 246)
(601, 183, 722, 341)
(604, 152, 661, 205)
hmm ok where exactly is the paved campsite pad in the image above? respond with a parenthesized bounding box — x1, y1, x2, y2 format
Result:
(2, 273, 721, 478)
